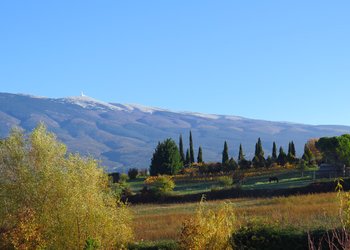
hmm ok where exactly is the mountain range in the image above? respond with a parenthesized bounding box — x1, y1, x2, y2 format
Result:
(1, 92, 349, 172)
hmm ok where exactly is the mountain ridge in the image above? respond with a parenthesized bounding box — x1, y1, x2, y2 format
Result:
(1, 92, 349, 171)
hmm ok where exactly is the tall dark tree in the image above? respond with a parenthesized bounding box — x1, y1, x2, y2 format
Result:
(197, 146, 203, 163)
(238, 144, 245, 162)
(290, 141, 296, 157)
(272, 142, 277, 160)
(185, 149, 190, 165)
(179, 134, 185, 164)
(277, 146, 287, 166)
(287, 141, 297, 163)
(253, 138, 265, 168)
(189, 131, 195, 164)
(222, 141, 229, 165)
(150, 138, 182, 175)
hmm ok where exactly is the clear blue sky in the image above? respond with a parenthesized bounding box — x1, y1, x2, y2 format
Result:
(1, 1, 349, 125)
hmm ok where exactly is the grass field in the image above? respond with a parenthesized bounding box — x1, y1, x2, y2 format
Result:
(131, 192, 341, 241)
(128, 168, 324, 195)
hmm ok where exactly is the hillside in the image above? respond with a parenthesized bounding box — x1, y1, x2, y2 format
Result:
(1, 92, 349, 171)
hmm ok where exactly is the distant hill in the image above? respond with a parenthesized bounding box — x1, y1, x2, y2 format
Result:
(1, 92, 349, 172)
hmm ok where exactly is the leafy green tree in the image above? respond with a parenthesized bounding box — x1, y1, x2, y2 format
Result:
(277, 146, 287, 166)
(302, 143, 314, 165)
(222, 141, 229, 165)
(238, 144, 245, 162)
(189, 131, 195, 164)
(197, 146, 203, 163)
(150, 138, 182, 175)
(316, 134, 350, 167)
(272, 142, 277, 160)
(179, 134, 185, 164)
(0, 124, 133, 249)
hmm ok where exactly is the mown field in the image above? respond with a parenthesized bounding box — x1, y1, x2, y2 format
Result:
(131, 192, 340, 242)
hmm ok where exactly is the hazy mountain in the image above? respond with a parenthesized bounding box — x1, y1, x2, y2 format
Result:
(0, 92, 349, 172)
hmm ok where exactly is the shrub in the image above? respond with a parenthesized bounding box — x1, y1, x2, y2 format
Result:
(120, 173, 129, 183)
(218, 176, 233, 187)
(231, 222, 327, 250)
(0, 125, 133, 249)
(128, 168, 139, 180)
(179, 197, 235, 249)
(144, 175, 175, 196)
(128, 240, 178, 250)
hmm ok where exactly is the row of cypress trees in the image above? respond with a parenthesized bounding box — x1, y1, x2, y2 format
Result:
(180, 132, 312, 168)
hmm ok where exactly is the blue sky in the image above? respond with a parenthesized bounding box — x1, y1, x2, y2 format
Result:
(0, 1, 349, 125)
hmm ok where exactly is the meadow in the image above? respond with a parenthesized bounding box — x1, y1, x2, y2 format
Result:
(131, 192, 340, 242)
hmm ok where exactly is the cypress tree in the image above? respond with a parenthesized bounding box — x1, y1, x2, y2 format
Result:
(185, 149, 190, 165)
(222, 141, 229, 165)
(291, 141, 296, 157)
(253, 138, 265, 168)
(277, 146, 287, 166)
(179, 134, 185, 164)
(197, 146, 203, 163)
(272, 142, 277, 160)
(189, 131, 195, 164)
(238, 144, 245, 162)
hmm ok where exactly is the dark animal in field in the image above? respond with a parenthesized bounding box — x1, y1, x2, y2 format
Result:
(269, 176, 279, 183)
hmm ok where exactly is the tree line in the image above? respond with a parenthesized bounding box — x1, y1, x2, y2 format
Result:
(150, 131, 320, 176)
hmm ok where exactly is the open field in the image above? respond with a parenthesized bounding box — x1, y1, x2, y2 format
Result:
(131, 192, 340, 241)
(128, 168, 326, 196)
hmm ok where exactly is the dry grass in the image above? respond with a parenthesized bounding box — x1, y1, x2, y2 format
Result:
(131, 192, 341, 241)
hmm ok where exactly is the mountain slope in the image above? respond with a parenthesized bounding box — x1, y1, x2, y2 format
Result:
(0, 92, 349, 171)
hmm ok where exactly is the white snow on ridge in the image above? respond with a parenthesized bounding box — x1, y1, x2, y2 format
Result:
(123, 103, 169, 114)
(181, 112, 220, 120)
(60, 96, 124, 111)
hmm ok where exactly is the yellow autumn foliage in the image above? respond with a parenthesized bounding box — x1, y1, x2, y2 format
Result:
(0, 124, 133, 249)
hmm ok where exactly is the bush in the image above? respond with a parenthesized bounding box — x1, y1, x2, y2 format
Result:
(144, 175, 175, 196)
(120, 173, 129, 183)
(128, 240, 178, 250)
(0, 125, 133, 249)
(218, 176, 233, 187)
(179, 197, 235, 249)
(231, 222, 326, 250)
(128, 168, 139, 180)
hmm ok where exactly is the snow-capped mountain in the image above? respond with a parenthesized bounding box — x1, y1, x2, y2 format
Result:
(1, 92, 349, 171)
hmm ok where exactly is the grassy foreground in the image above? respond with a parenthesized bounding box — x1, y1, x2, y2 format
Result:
(131, 192, 340, 242)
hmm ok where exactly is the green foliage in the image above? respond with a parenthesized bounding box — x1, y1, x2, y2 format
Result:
(84, 237, 100, 250)
(253, 138, 265, 168)
(120, 173, 129, 182)
(197, 146, 203, 163)
(272, 141, 277, 160)
(145, 175, 175, 196)
(150, 138, 182, 176)
(0, 124, 133, 249)
(128, 168, 139, 180)
(179, 134, 185, 164)
(128, 240, 178, 250)
(238, 144, 245, 162)
(316, 134, 350, 167)
(185, 149, 190, 166)
(218, 176, 233, 187)
(231, 223, 324, 250)
(189, 131, 195, 164)
(302, 143, 314, 165)
(222, 141, 229, 165)
(277, 146, 287, 166)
